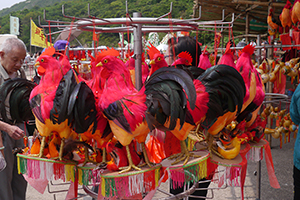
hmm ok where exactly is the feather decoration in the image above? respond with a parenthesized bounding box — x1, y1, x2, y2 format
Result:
(68, 81, 97, 134)
(198, 65, 246, 129)
(0, 78, 36, 124)
(145, 67, 196, 130)
(145, 67, 196, 110)
(103, 101, 132, 133)
(50, 69, 78, 124)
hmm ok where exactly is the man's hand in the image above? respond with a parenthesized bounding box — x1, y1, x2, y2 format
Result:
(7, 125, 24, 140)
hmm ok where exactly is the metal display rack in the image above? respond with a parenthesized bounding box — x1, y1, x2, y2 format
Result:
(38, 1, 234, 90)
(31, 2, 281, 200)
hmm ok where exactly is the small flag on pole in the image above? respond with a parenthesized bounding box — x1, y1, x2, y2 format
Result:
(10, 16, 19, 35)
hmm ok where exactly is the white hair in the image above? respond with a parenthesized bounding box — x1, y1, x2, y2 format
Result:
(0, 37, 27, 53)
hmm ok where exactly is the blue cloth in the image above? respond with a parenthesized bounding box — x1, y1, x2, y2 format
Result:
(290, 84, 300, 170)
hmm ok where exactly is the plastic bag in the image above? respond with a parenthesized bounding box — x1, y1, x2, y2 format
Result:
(146, 134, 166, 163)
(0, 151, 6, 172)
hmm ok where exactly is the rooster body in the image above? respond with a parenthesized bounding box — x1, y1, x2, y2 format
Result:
(236, 44, 257, 112)
(280, 0, 292, 28)
(267, 9, 280, 30)
(30, 53, 97, 160)
(218, 42, 236, 69)
(291, 0, 300, 24)
(197, 46, 211, 70)
(97, 54, 196, 171)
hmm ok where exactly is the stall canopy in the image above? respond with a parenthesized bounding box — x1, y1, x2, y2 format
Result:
(54, 27, 83, 43)
(192, 0, 290, 36)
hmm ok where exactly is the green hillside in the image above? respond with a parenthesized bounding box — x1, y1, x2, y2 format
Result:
(0, 0, 73, 17)
(0, 0, 215, 50)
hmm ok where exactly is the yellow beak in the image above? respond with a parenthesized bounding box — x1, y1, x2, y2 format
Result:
(149, 60, 155, 65)
(96, 62, 103, 67)
(34, 61, 40, 68)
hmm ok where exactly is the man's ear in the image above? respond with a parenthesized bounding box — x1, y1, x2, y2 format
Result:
(0, 51, 4, 58)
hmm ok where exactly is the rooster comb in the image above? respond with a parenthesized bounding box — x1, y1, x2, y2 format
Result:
(177, 51, 193, 64)
(96, 47, 120, 62)
(147, 42, 160, 60)
(242, 44, 255, 55)
(40, 46, 55, 57)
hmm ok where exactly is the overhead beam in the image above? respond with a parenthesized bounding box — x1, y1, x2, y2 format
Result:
(231, 0, 285, 7)
(234, 22, 268, 28)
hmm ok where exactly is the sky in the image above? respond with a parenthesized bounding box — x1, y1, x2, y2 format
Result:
(0, 0, 25, 11)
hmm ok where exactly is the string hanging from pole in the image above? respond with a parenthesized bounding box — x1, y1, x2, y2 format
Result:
(64, 17, 76, 55)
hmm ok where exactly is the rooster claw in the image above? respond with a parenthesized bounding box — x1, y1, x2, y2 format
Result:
(139, 161, 156, 168)
(119, 164, 142, 174)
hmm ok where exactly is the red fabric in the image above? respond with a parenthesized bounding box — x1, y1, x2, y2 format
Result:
(273, 71, 286, 94)
(262, 139, 280, 188)
(293, 30, 300, 50)
(145, 135, 166, 163)
(239, 143, 251, 157)
(23, 175, 48, 194)
(280, 33, 292, 51)
(163, 131, 181, 158)
(239, 155, 248, 200)
(65, 181, 76, 200)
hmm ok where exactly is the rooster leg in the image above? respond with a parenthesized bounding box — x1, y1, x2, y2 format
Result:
(139, 142, 155, 168)
(119, 145, 142, 174)
(82, 147, 97, 167)
(102, 148, 107, 163)
(171, 141, 201, 165)
(59, 138, 65, 161)
(96, 148, 108, 168)
(206, 134, 223, 158)
(38, 136, 46, 158)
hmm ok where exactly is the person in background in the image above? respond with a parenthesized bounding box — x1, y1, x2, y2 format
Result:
(165, 36, 202, 66)
(165, 36, 211, 200)
(290, 83, 300, 200)
(0, 37, 28, 200)
(0, 132, 5, 172)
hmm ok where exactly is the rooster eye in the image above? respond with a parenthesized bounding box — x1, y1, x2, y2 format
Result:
(103, 59, 108, 63)
(157, 57, 161, 61)
(41, 59, 44, 62)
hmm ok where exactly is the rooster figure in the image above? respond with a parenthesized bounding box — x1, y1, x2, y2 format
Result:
(97, 53, 196, 173)
(280, 0, 292, 28)
(29, 49, 97, 161)
(147, 44, 246, 164)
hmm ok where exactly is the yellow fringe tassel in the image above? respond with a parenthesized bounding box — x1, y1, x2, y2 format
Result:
(17, 156, 21, 174)
(65, 165, 75, 182)
(78, 168, 83, 185)
(155, 168, 160, 187)
(198, 160, 207, 180)
(101, 177, 105, 197)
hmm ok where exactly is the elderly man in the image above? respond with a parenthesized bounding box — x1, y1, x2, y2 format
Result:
(0, 37, 28, 200)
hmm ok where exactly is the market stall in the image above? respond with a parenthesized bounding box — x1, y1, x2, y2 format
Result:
(9, 1, 299, 200)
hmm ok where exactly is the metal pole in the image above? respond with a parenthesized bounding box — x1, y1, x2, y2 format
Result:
(255, 160, 261, 200)
(257, 35, 261, 65)
(133, 12, 142, 90)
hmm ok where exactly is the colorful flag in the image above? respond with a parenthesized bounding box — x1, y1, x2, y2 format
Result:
(10, 16, 19, 35)
(30, 19, 52, 48)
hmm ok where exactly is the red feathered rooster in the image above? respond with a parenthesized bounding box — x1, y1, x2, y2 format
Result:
(235, 44, 257, 113)
(197, 46, 211, 70)
(218, 41, 236, 69)
(29, 47, 97, 160)
(97, 53, 196, 172)
(146, 44, 246, 164)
